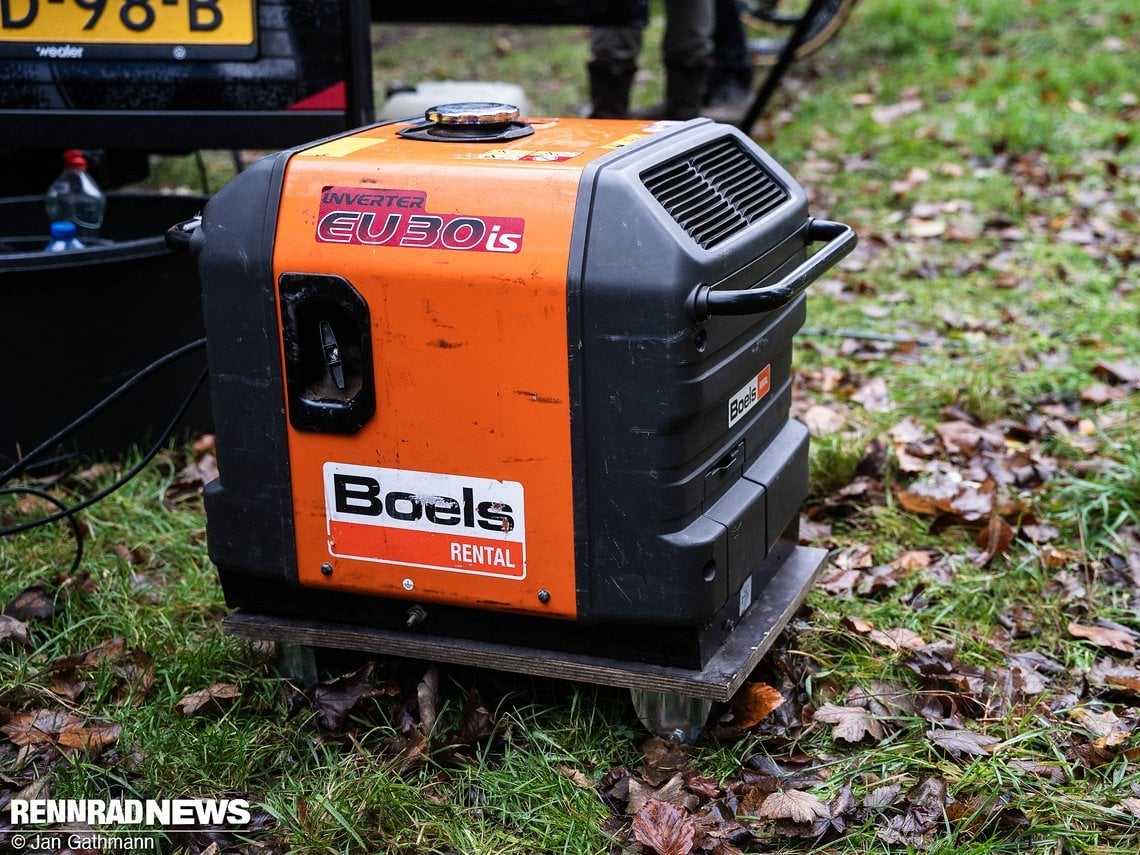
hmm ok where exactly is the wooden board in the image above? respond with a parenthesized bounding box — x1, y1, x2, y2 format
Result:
(222, 546, 827, 702)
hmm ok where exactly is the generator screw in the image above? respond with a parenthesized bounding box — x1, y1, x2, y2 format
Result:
(402, 578, 415, 591)
(537, 589, 551, 604)
(722, 618, 736, 633)
(406, 605, 428, 627)
(320, 563, 333, 576)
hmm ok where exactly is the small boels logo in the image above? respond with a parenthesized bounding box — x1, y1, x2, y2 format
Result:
(728, 365, 772, 427)
(316, 187, 524, 253)
(324, 463, 526, 578)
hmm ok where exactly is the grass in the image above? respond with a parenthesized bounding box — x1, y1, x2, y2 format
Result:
(4, 0, 1140, 852)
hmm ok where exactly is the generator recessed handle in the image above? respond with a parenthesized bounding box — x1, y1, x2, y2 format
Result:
(691, 219, 856, 321)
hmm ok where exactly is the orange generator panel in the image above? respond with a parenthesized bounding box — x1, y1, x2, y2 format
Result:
(180, 104, 855, 672)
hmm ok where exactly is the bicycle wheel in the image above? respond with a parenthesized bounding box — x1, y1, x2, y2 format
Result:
(742, 0, 857, 66)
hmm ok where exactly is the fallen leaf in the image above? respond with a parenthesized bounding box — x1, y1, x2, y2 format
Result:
(1117, 798, 1140, 819)
(1080, 384, 1126, 405)
(1068, 621, 1137, 654)
(684, 773, 721, 801)
(640, 737, 692, 786)
(452, 688, 492, 745)
(2, 709, 81, 745)
(0, 614, 30, 646)
(113, 650, 156, 706)
(813, 703, 885, 743)
(628, 774, 699, 815)
(5, 585, 57, 621)
(869, 627, 926, 652)
(1020, 523, 1060, 543)
(872, 98, 924, 125)
(558, 765, 595, 790)
(906, 218, 947, 238)
(49, 668, 87, 703)
(175, 683, 241, 716)
(927, 728, 1000, 757)
(49, 637, 126, 671)
(729, 683, 785, 729)
(632, 799, 695, 855)
(1, 709, 120, 754)
(851, 377, 892, 412)
(56, 720, 121, 751)
(755, 789, 830, 824)
(802, 404, 847, 434)
(864, 784, 902, 808)
(417, 666, 440, 733)
(312, 664, 382, 731)
(1093, 359, 1140, 386)
(974, 514, 1015, 566)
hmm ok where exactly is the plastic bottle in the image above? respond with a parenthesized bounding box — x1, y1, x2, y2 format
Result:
(44, 220, 86, 252)
(44, 150, 106, 241)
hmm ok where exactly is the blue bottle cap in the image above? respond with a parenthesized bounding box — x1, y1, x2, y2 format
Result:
(51, 221, 78, 239)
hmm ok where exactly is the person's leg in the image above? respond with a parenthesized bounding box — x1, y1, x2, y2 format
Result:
(707, 0, 754, 108)
(588, 27, 642, 118)
(660, 0, 715, 120)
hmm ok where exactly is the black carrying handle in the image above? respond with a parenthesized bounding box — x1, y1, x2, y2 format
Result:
(166, 216, 205, 257)
(690, 219, 857, 321)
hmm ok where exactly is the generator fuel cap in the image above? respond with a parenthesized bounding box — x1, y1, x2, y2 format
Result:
(398, 101, 535, 143)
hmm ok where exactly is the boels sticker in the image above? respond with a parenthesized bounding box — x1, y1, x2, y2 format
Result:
(324, 463, 526, 579)
(316, 187, 524, 253)
(728, 365, 771, 428)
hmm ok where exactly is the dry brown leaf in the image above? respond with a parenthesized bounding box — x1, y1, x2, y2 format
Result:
(864, 784, 902, 808)
(755, 789, 830, 824)
(558, 765, 595, 790)
(851, 377, 891, 412)
(872, 98, 924, 124)
(1117, 797, 1140, 819)
(1068, 622, 1137, 654)
(48, 669, 87, 703)
(50, 637, 126, 671)
(802, 404, 847, 434)
(1, 709, 120, 754)
(0, 614, 30, 646)
(5, 585, 57, 621)
(312, 664, 383, 731)
(632, 799, 695, 855)
(869, 627, 926, 652)
(417, 666, 440, 733)
(628, 775, 699, 816)
(974, 514, 1015, 566)
(110, 650, 156, 706)
(842, 616, 875, 634)
(892, 550, 933, 571)
(812, 703, 885, 743)
(175, 683, 241, 716)
(56, 720, 121, 751)
(2, 709, 81, 746)
(927, 728, 1000, 757)
(730, 683, 785, 730)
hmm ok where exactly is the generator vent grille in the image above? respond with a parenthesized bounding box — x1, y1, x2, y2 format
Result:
(641, 138, 789, 249)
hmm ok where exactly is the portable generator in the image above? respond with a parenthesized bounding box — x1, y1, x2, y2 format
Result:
(172, 103, 854, 737)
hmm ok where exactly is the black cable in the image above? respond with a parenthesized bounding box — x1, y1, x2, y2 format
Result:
(0, 486, 84, 574)
(0, 368, 209, 538)
(0, 337, 206, 487)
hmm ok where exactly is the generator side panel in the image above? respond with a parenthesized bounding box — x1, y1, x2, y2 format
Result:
(197, 153, 300, 595)
(571, 123, 812, 628)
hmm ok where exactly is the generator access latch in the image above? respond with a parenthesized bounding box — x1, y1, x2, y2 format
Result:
(397, 101, 535, 143)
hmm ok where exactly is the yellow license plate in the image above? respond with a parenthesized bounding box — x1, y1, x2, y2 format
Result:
(0, 0, 256, 60)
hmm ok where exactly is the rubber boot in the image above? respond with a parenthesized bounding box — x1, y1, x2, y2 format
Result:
(665, 59, 712, 120)
(633, 60, 712, 121)
(588, 59, 637, 119)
